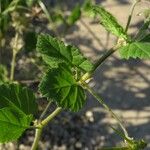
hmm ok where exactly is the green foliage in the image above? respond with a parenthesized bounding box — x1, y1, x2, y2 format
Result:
(39, 64, 86, 112)
(0, 84, 37, 143)
(119, 42, 150, 59)
(67, 4, 81, 26)
(24, 31, 37, 52)
(91, 5, 127, 39)
(37, 34, 94, 72)
(0, 64, 8, 84)
(136, 20, 150, 41)
(140, 34, 150, 42)
(0, 107, 32, 143)
(0, 84, 37, 115)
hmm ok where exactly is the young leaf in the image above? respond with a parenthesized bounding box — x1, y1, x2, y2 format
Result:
(67, 4, 81, 26)
(0, 83, 37, 143)
(37, 34, 94, 72)
(91, 5, 127, 39)
(39, 65, 86, 112)
(0, 84, 37, 115)
(119, 42, 150, 59)
(0, 107, 32, 143)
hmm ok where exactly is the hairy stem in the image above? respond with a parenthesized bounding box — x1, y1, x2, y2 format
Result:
(10, 33, 19, 81)
(125, 0, 139, 33)
(84, 83, 129, 138)
(40, 107, 62, 126)
(10, 50, 17, 81)
(80, 44, 120, 83)
(31, 107, 62, 150)
(31, 128, 43, 150)
(92, 44, 120, 72)
(39, 101, 52, 121)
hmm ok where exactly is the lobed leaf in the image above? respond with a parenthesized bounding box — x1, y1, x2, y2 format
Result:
(0, 107, 32, 143)
(37, 34, 94, 72)
(119, 42, 150, 59)
(0, 84, 37, 115)
(91, 5, 127, 39)
(39, 65, 86, 112)
(0, 84, 37, 143)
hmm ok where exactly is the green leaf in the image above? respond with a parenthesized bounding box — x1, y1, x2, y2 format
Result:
(0, 64, 8, 84)
(140, 34, 150, 42)
(119, 42, 150, 59)
(37, 34, 94, 72)
(0, 83, 37, 143)
(39, 65, 86, 112)
(0, 107, 32, 143)
(135, 20, 150, 42)
(82, 0, 95, 17)
(0, 84, 37, 115)
(67, 4, 81, 26)
(24, 31, 37, 52)
(92, 5, 127, 39)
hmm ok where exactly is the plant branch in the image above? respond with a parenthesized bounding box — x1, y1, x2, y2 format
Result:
(31, 128, 43, 150)
(84, 83, 129, 139)
(31, 107, 62, 150)
(125, 0, 139, 33)
(39, 101, 52, 121)
(40, 107, 62, 127)
(92, 44, 120, 72)
(10, 33, 19, 81)
(79, 44, 120, 83)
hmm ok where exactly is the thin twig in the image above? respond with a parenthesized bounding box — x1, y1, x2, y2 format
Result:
(31, 107, 62, 150)
(39, 101, 52, 121)
(84, 83, 129, 139)
(125, 0, 139, 33)
(10, 33, 19, 81)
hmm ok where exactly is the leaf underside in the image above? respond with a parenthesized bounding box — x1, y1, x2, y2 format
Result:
(39, 65, 86, 112)
(119, 42, 150, 59)
(37, 34, 94, 72)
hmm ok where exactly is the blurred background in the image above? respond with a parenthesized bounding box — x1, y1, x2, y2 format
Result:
(0, 0, 150, 149)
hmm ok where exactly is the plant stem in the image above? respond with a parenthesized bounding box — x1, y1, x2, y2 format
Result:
(10, 50, 17, 81)
(31, 107, 62, 150)
(84, 83, 129, 139)
(92, 44, 120, 72)
(10, 33, 19, 81)
(79, 44, 120, 83)
(125, 0, 139, 33)
(39, 101, 52, 121)
(38, 0, 52, 23)
(40, 107, 62, 126)
(31, 128, 43, 150)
